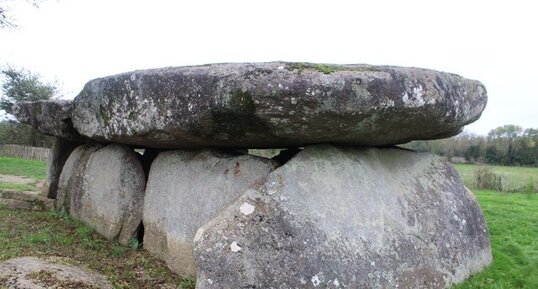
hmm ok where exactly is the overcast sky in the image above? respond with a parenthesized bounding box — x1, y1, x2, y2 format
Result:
(1, 0, 536, 135)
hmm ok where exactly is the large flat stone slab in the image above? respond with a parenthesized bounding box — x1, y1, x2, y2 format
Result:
(193, 145, 492, 288)
(11, 100, 83, 141)
(72, 62, 487, 148)
(143, 150, 277, 276)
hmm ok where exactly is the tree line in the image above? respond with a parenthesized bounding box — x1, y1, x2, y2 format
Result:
(404, 125, 538, 166)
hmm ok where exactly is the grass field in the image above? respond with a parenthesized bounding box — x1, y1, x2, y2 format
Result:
(0, 157, 46, 191)
(454, 163, 538, 192)
(0, 157, 46, 180)
(452, 190, 538, 289)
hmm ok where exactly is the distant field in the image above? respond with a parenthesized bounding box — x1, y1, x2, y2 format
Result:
(0, 157, 46, 180)
(454, 163, 538, 192)
(0, 157, 46, 191)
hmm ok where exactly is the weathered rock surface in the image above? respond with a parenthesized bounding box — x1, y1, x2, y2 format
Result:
(0, 190, 53, 211)
(56, 144, 145, 245)
(0, 256, 113, 289)
(193, 145, 492, 288)
(78, 144, 146, 245)
(143, 150, 278, 276)
(11, 100, 83, 141)
(45, 137, 81, 199)
(55, 143, 102, 211)
(72, 62, 487, 148)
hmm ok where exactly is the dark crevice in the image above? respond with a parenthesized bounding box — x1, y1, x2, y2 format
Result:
(60, 117, 84, 139)
(271, 147, 302, 166)
(135, 221, 145, 248)
(141, 148, 164, 179)
(219, 149, 249, 156)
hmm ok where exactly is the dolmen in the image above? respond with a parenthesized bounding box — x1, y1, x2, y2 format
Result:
(12, 62, 492, 288)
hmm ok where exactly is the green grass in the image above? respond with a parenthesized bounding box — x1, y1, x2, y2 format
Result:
(454, 163, 538, 192)
(0, 157, 46, 192)
(0, 157, 46, 180)
(0, 209, 191, 288)
(453, 190, 538, 289)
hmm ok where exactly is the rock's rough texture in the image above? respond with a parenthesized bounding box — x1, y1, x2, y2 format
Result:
(143, 150, 278, 276)
(45, 137, 81, 199)
(55, 143, 102, 211)
(75, 144, 146, 245)
(72, 62, 487, 148)
(0, 256, 113, 289)
(57, 144, 145, 245)
(11, 100, 83, 141)
(193, 145, 492, 289)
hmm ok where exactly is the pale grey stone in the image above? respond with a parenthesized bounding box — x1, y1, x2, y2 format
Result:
(76, 144, 146, 245)
(72, 62, 487, 148)
(55, 144, 145, 245)
(143, 150, 278, 276)
(193, 145, 492, 289)
(55, 143, 102, 212)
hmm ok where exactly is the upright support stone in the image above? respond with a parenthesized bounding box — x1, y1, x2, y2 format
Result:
(45, 137, 81, 199)
(56, 143, 103, 212)
(56, 143, 145, 245)
(143, 150, 278, 276)
(77, 144, 146, 245)
(193, 145, 492, 289)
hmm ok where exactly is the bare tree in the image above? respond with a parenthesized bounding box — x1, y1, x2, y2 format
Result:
(0, 0, 42, 29)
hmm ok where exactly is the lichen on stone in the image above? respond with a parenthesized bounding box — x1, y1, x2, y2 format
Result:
(288, 62, 344, 74)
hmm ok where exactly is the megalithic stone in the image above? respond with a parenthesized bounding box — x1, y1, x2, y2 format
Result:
(143, 150, 278, 276)
(11, 100, 84, 141)
(56, 143, 145, 246)
(70, 62, 487, 149)
(193, 145, 492, 289)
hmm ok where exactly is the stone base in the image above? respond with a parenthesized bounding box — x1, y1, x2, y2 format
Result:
(143, 150, 278, 276)
(51, 143, 491, 288)
(193, 145, 492, 289)
(56, 144, 145, 245)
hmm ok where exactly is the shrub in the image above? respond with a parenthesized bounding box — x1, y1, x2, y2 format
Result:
(475, 166, 504, 191)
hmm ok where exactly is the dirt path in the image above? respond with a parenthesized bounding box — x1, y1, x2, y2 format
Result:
(0, 173, 36, 184)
